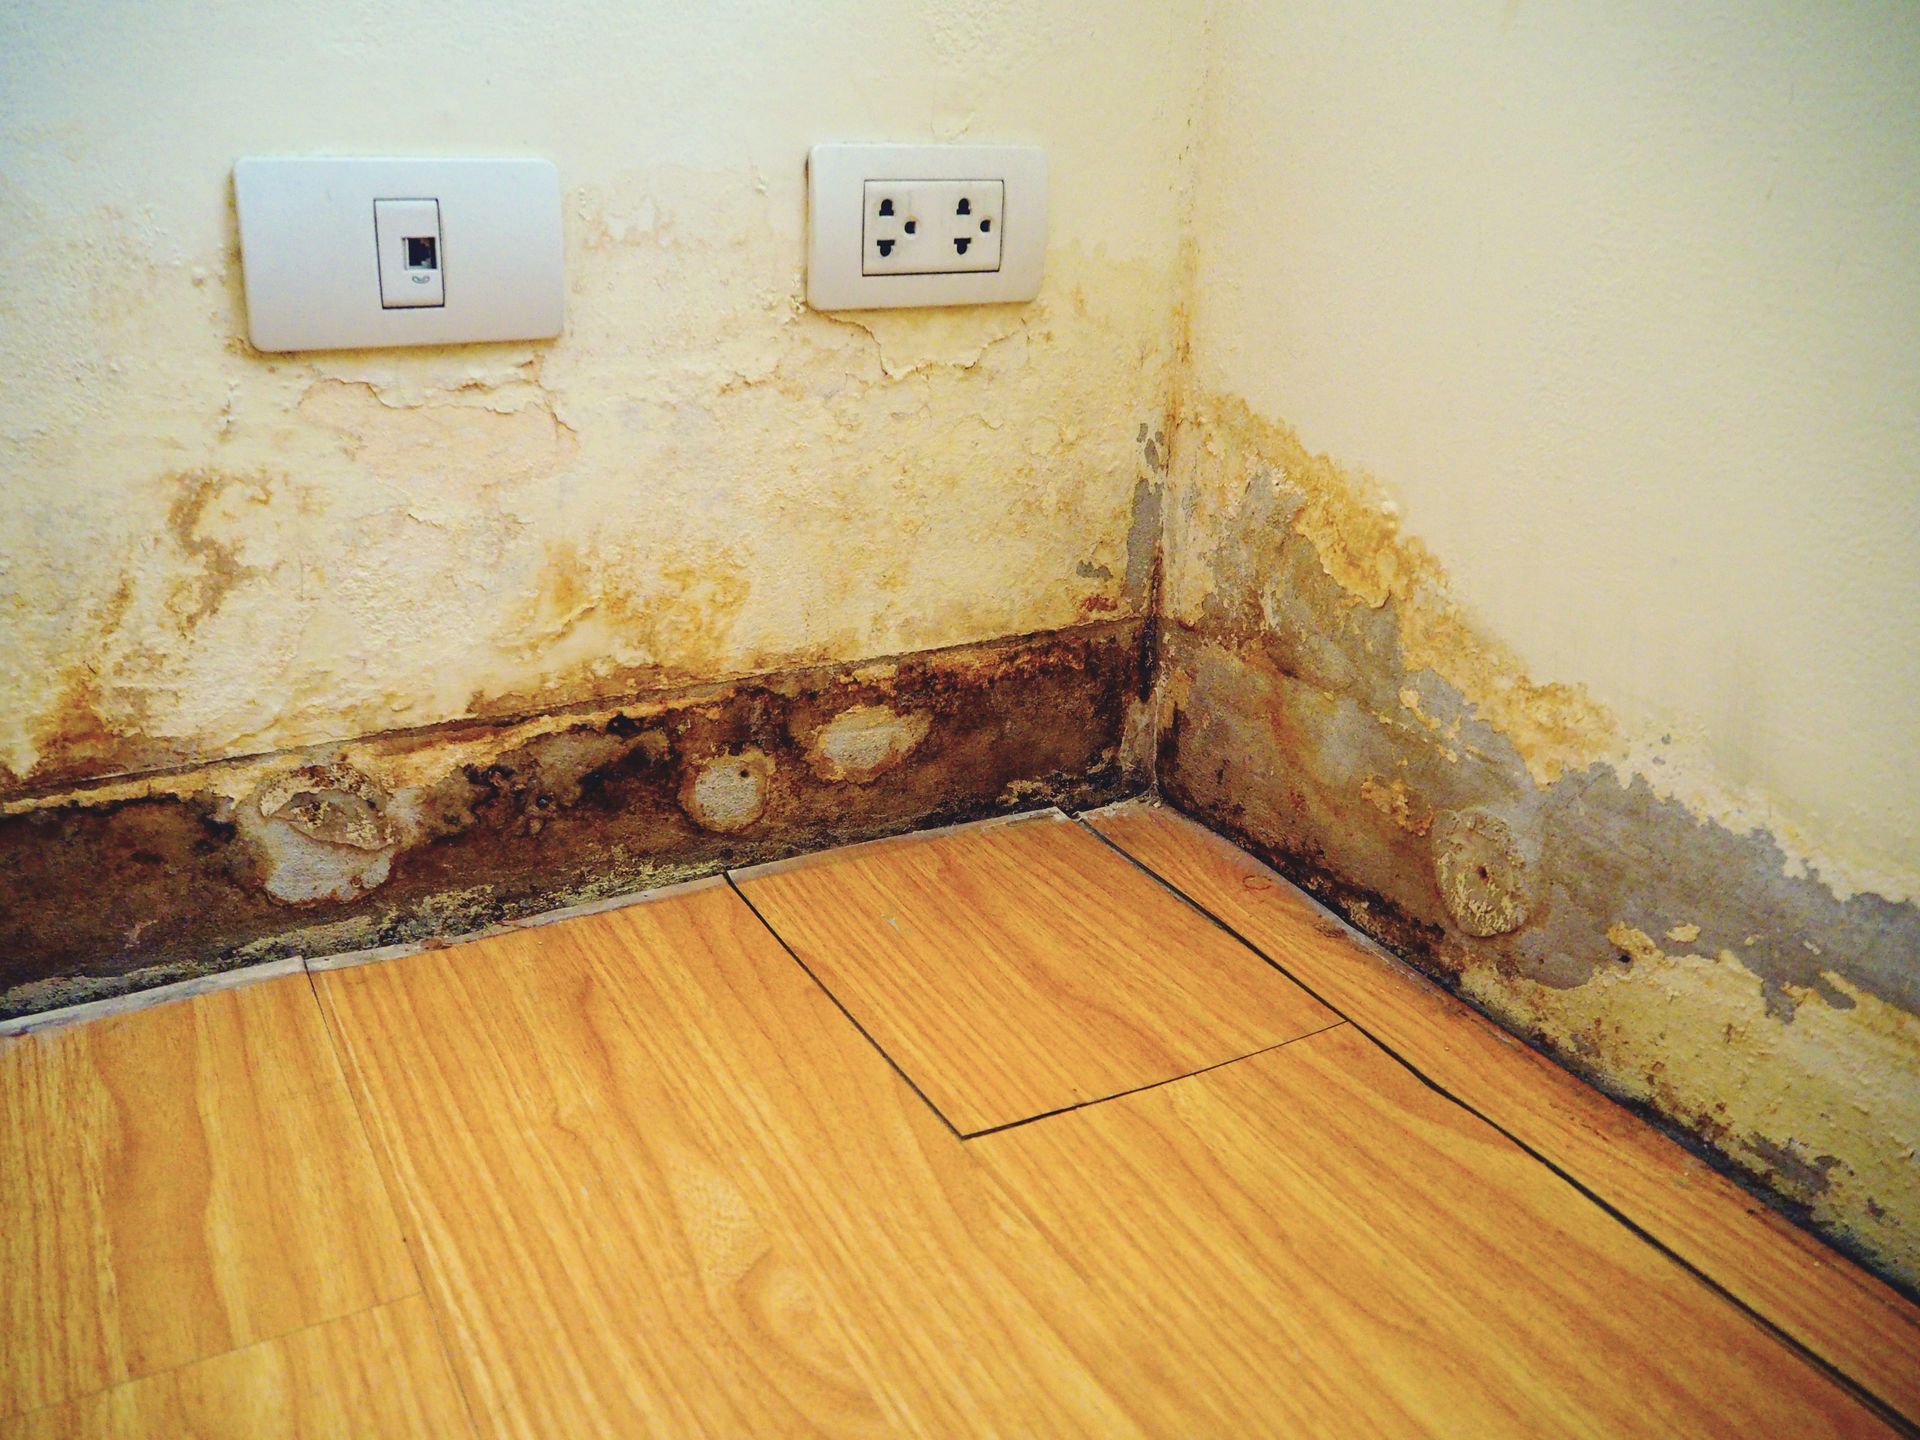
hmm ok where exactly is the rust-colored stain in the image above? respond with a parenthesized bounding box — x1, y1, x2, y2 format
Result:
(10, 578, 176, 794)
(8, 324, 1918, 1300)
(6, 237, 1173, 805)
(163, 468, 272, 629)
(480, 539, 757, 718)
(1, 619, 1146, 1019)
(1158, 392, 1920, 1290)
(4, 470, 291, 796)
(23, 673, 129, 794)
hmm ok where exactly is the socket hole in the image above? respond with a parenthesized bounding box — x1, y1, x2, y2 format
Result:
(956, 198, 972, 216)
(904, 220, 916, 234)
(954, 236, 972, 255)
(876, 239, 895, 257)
(878, 198, 894, 217)
(980, 219, 991, 233)
(405, 236, 438, 270)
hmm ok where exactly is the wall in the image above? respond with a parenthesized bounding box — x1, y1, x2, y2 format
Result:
(0, 2, 1189, 1009)
(1163, 0, 1920, 1285)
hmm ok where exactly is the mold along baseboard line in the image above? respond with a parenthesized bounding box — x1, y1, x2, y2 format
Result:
(0, 618, 1152, 1022)
(0, 815, 1084, 1041)
(1154, 615, 1920, 1296)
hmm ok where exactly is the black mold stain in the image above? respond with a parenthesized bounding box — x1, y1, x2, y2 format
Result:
(1, 619, 1147, 1019)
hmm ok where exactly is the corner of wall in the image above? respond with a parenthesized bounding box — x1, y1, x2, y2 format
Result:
(1148, 2, 1920, 1293)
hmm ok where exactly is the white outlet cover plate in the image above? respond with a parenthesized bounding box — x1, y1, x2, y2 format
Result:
(808, 144, 1046, 310)
(233, 157, 564, 352)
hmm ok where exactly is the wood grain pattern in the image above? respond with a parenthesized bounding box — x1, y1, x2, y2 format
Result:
(0, 975, 417, 1419)
(314, 879, 1149, 1439)
(0, 1296, 473, 1440)
(1085, 797, 1920, 1427)
(975, 1022, 1890, 1438)
(9, 810, 1901, 1436)
(732, 809, 1336, 1132)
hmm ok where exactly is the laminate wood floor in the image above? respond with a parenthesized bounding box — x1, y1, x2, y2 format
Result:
(3, 801, 1914, 1437)
(1085, 799, 1920, 1425)
(733, 811, 1337, 1132)
(0, 976, 418, 1420)
(0, 1297, 472, 1440)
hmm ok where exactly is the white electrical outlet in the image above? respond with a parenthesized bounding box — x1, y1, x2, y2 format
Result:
(233, 157, 563, 352)
(809, 144, 1045, 310)
(863, 180, 1004, 275)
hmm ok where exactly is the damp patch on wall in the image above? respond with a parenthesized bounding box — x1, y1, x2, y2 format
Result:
(1156, 394, 1920, 1291)
(1, 619, 1148, 1020)
(0, 187, 1179, 801)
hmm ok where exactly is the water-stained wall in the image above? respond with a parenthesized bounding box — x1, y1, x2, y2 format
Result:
(5, 623, 1146, 1014)
(2, 3, 1190, 793)
(1165, 2, 1920, 1287)
(0, 3, 1186, 1006)
(6, 0, 1919, 1298)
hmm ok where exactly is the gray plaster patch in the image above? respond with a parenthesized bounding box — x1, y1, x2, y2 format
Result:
(805, 705, 932, 784)
(683, 749, 774, 832)
(1124, 474, 1164, 607)
(1432, 807, 1537, 937)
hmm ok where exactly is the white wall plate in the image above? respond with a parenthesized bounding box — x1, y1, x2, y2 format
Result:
(808, 144, 1047, 310)
(233, 157, 564, 352)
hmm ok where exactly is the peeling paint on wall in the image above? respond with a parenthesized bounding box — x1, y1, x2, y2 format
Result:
(1, 620, 1147, 1018)
(1, 194, 1178, 798)
(1157, 394, 1920, 1289)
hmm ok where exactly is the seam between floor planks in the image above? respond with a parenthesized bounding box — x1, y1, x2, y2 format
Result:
(728, 809, 1338, 1135)
(300, 966, 486, 1440)
(0, 1293, 423, 1431)
(12, 803, 1904, 1432)
(724, 872, 968, 1140)
(957, 1019, 1350, 1139)
(722, 802, 1905, 1429)
(0, 1296, 472, 1440)
(0, 972, 425, 1422)
(1070, 803, 1920, 1439)
(325, 875, 1865, 1437)
(728, 869, 1350, 1141)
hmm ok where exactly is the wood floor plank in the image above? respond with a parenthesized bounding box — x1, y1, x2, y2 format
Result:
(148, 830, 1888, 1438)
(974, 1022, 1891, 1439)
(1084, 797, 1920, 1427)
(731, 809, 1336, 1132)
(314, 880, 1149, 1439)
(0, 975, 418, 1419)
(0, 1295, 473, 1440)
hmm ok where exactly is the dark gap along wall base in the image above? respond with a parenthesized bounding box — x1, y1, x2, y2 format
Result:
(1154, 511, 1920, 1292)
(1, 618, 1150, 1020)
